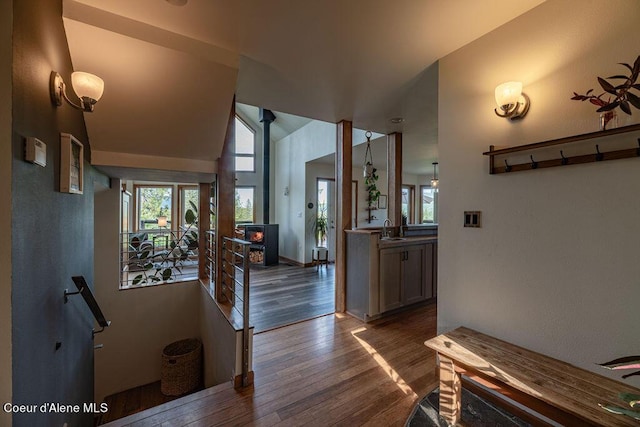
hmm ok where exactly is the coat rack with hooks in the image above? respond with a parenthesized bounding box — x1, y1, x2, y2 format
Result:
(483, 123, 640, 174)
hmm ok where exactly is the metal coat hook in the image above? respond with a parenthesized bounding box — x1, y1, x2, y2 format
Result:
(595, 144, 603, 161)
(530, 155, 538, 169)
(504, 159, 512, 172)
(560, 150, 568, 165)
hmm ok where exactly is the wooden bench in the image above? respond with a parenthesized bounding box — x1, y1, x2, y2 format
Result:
(425, 327, 640, 426)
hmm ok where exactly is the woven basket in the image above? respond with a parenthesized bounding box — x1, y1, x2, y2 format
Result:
(160, 338, 202, 396)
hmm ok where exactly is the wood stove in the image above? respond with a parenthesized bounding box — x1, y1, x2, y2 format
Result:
(244, 224, 278, 266)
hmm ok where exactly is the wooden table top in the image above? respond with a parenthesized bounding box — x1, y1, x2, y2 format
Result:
(425, 327, 640, 427)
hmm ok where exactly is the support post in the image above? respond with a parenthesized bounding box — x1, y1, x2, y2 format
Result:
(216, 99, 236, 301)
(387, 132, 402, 227)
(438, 354, 462, 425)
(335, 120, 352, 313)
(259, 109, 276, 223)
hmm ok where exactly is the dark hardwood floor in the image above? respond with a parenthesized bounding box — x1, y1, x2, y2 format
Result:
(101, 302, 438, 426)
(249, 262, 335, 333)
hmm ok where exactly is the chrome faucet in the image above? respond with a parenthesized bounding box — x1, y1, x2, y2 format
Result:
(383, 218, 392, 238)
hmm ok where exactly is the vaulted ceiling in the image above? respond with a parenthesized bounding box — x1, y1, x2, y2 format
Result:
(63, 0, 546, 179)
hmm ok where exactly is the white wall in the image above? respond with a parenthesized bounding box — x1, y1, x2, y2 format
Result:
(94, 180, 200, 402)
(438, 0, 640, 386)
(0, 0, 12, 422)
(274, 120, 337, 262)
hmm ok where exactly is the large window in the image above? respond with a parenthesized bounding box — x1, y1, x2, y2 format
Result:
(179, 186, 199, 229)
(401, 185, 415, 224)
(420, 186, 437, 223)
(136, 186, 172, 230)
(235, 186, 255, 224)
(235, 117, 255, 172)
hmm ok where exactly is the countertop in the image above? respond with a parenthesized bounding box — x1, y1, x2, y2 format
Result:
(378, 235, 438, 248)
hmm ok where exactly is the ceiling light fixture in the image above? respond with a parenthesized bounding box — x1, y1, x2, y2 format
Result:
(494, 81, 530, 120)
(430, 162, 439, 189)
(165, 0, 188, 5)
(390, 117, 404, 124)
(50, 71, 104, 112)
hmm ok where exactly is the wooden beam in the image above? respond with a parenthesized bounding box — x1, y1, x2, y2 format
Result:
(335, 120, 352, 313)
(387, 132, 402, 227)
(216, 99, 236, 301)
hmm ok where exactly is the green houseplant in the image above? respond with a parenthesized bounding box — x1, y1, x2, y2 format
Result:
(365, 165, 381, 209)
(314, 203, 328, 246)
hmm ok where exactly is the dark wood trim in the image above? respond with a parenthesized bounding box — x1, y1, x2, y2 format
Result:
(335, 120, 352, 313)
(216, 98, 236, 301)
(482, 123, 640, 156)
(278, 255, 307, 267)
(233, 371, 254, 388)
(387, 133, 402, 227)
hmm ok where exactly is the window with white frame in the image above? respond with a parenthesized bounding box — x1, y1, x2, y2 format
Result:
(235, 117, 255, 172)
(420, 185, 437, 223)
(235, 186, 255, 224)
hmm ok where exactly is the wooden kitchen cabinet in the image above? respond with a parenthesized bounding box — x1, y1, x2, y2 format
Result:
(380, 243, 433, 313)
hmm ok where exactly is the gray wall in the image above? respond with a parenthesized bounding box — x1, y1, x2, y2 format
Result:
(11, 0, 107, 425)
(0, 0, 13, 425)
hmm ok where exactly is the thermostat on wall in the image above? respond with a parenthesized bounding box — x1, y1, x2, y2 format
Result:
(25, 137, 46, 167)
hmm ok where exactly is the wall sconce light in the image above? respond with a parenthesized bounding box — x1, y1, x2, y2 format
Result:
(494, 81, 530, 120)
(50, 71, 104, 112)
(430, 162, 439, 189)
(157, 216, 168, 228)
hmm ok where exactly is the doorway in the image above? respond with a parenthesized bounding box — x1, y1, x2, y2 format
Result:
(316, 178, 336, 261)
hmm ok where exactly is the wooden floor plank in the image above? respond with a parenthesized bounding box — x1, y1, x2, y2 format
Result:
(102, 303, 437, 426)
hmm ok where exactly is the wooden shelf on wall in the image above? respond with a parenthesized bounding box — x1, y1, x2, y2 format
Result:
(483, 123, 640, 174)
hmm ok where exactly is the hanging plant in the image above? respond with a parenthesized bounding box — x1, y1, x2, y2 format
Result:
(365, 168, 380, 208)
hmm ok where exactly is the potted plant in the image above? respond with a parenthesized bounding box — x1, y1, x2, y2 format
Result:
(365, 166, 381, 209)
(571, 55, 640, 130)
(314, 203, 328, 246)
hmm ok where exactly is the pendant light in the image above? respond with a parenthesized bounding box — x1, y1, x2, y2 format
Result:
(430, 162, 439, 189)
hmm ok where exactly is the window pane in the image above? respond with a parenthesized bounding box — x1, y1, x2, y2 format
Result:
(138, 187, 172, 230)
(181, 187, 199, 228)
(235, 187, 255, 223)
(421, 187, 435, 223)
(401, 187, 409, 219)
(235, 156, 255, 172)
(235, 118, 254, 154)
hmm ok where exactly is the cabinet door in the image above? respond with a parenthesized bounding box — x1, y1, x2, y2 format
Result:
(432, 242, 437, 298)
(403, 245, 426, 305)
(379, 248, 403, 312)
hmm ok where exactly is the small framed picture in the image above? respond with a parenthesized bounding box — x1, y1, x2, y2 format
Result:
(378, 195, 387, 209)
(60, 133, 84, 194)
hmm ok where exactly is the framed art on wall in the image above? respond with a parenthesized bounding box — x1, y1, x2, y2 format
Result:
(60, 133, 84, 194)
(378, 194, 387, 209)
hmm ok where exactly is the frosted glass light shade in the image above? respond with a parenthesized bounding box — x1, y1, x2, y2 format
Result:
(157, 216, 168, 227)
(71, 72, 104, 102)
(495, 81, 522, 108)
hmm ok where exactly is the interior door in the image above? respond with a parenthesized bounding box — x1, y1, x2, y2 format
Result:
(327, 179, 336, 262)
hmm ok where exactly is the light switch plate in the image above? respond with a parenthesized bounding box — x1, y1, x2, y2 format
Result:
(464, 211, 481, 228)
(25, 137, 46, 167)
